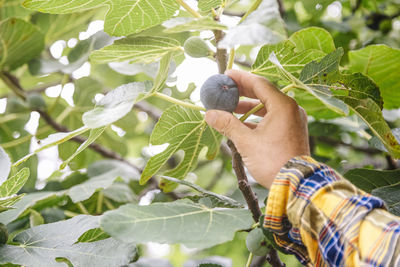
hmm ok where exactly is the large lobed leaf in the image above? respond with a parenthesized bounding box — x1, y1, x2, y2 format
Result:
(100, 199, 253, 249)
(252, 41, 325, 82)
(67, 160, 140, 203)
(0, 18, 44, 71)
(0, 0, 32, 20)
(0, 168, 30, 212)
(0, 192, 64, 225)
(269, 43, 400, 157)
(252, 27, 334, 81)
(344, 168, 400, 193)
(23, 0, 179, 36)
(289, 26, 335, 54)
(0, 215, 137, 267)
(82, 82, 151, 129)
(140, 105, 222, 192)
(349, 45, 400, 109)
(90, 36, 182, 64)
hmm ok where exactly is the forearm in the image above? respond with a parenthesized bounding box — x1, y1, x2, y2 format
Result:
(263, 156, 400, 266)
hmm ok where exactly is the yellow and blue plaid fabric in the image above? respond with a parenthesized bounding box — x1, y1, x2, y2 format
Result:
(264, 156, 400, 266)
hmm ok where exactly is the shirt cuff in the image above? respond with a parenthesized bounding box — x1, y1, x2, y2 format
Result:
(262, 155, 342, 264)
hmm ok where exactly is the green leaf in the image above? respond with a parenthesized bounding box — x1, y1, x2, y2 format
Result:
(344, 168, 400, 193)
(161, 176, 243, 208)
(13, 126, 89, 167)
(77, 228, 110, 243)
(0, 18, 44, 71)
(103, 183, 136, 203)
(23, 0, 180, 36)
(100, 199, 253, 249)
(0, 192, 59, 225)
(0, 215, 137, 267)
(0, 168, 29, 197)
(289, 26, 335, 54)
(31, 11, 97, 44)
(67, 160, 139, 203)
(82, 82, 150, 129)
(29, 209, 44, 227)
(148, 53, 174, 95)
(372, 184, 400, 216)
(299, 47, 343, 84)
(0, 0, 32, 20)
(251, 41, 325, 81)
(348, 45, 400, 109)
(90, 36, 182, 64)
(269, 50, 348, 115)
(140, 105, 222, 192)
(272, 44, 399, 156)
(198, 0, 223, 12)
(0, 147, 11, 184)
(163, 17, 227, 33)
(334, 96, 400, 157)
(60, 127, 106, 170)
(0, 195, 24, 212)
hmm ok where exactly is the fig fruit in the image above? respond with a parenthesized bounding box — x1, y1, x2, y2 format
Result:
(200, 74, 239, 112)
(27, 93, 46, 111)
(184, 36, 211, 58)
(246, 228, 269, 256)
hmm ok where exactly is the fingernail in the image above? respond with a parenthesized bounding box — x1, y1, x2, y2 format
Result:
(205, 111, 217, 126)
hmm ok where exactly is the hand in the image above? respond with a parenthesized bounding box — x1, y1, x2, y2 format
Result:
(205, 70, 310, 189)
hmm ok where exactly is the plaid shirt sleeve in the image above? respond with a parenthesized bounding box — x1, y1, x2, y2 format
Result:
(263, 155, 400, 266)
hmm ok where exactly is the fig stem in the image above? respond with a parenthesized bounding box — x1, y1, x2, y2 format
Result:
(240, 103, 264, 122)
(281, 83, 296, 93)
(245, 252, 254, 267)
(152, 92, 206, 111)
(227, 48, 235, 70)
(175, 0, 202, 18)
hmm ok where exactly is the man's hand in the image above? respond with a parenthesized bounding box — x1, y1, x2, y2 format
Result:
(205, 70, 310, 189)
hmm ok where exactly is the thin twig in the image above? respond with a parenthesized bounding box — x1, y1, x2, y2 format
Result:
(227, 140, 262, 222)
(1, 71, 142, 172)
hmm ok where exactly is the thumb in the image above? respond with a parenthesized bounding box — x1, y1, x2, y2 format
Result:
(205, 110, 251, 142)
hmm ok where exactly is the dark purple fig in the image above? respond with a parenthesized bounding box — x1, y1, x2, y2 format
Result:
(200, 74, 239, 112)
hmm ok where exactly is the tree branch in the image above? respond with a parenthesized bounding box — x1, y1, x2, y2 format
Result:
(1, 71, 142, 173)
(227, 140, 262, 221)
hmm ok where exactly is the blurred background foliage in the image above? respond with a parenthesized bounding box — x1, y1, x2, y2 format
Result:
(0, 0, 399, 266)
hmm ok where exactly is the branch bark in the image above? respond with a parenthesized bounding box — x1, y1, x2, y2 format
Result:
(227, 140, 262, 221)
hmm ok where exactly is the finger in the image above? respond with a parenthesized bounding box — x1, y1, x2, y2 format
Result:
(235, 100, 267, 117)
(225, 69, 287, 110)
(205, 110, 252, 142)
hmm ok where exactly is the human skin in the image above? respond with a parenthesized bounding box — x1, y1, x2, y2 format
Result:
(204, 69, 310, 189)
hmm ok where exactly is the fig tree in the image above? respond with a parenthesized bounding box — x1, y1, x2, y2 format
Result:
(184, 36, 212, 58)
(246, 228, 269, 256)
(200, 74, 239, 112)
